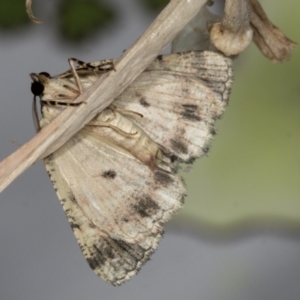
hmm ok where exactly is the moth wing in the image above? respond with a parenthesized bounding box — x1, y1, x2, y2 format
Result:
(114, 51, 232, 162)
(44, 128, 185, 285)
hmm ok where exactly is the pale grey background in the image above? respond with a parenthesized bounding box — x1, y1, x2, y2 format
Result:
(1, 1, 300, 300)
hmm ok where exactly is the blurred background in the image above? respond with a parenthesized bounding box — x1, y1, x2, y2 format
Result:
(0, 0, 299, 299)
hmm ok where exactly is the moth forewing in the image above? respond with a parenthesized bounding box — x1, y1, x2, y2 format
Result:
(30, 50, 233, 285)
(114, 52, 232, 162)
(44, 128, 185, 285)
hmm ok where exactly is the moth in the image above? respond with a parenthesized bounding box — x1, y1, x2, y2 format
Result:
(30, 51, 232, 285)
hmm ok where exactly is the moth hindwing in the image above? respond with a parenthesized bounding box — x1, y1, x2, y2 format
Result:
(30, 51, 233, 285)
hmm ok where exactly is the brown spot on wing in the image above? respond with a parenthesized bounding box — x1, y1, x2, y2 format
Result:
(113, 239, 146, 261)
(139, 97, 150, 107)
(202, 146, 210, 154)
(68, 193, 77, 204)
(87, 245, 105, 269)
(102, 243, 115, 260)
(170, 138, 188, 154)
(210, 127, 216, 136)
(154, 170, 174, 187)
(89, 223, 96, 229)
(181, 104, 201, 122)
(102, 170, 116, 179)
(70, 222, 80, 230)
(156, 54, 163, 61)
(132, 196, 160, 218)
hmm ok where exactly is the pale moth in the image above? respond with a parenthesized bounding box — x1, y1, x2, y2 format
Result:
(30, 51, 232, 285)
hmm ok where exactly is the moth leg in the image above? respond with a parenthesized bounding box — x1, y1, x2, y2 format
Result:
(41, 99, 82, 106)
(102, 105, 143, 121)
(103, 105, 125, 120)
(68, 58, 84, 94)
(91, 61, 116, 72)
(87, 121, 137, 137)
(109, 104, 144, 118)
(67, 58, 115, 94)
(60, 60, 115, 79)
(72, 58, 115, 72)
(71, 58, 115, 73)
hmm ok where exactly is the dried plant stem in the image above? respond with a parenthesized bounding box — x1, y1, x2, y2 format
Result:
(209, 0, 253, 56)
(249, 0, 296, 62)
(0, 0, 207, 192)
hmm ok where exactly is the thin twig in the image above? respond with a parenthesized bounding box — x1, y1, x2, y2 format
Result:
(249, 0, 296, 62)
(25, 0, 43, 24)
(0, 0, 207, 192)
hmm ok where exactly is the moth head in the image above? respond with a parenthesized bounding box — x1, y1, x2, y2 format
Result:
(30, 72, 51, 133)
(30, 72, 51, 97)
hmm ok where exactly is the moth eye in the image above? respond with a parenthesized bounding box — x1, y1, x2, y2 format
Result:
(39, 72, 51, 78)
(31, 81, 44, 96)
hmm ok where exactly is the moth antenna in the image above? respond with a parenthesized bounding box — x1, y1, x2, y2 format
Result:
(32, 96, 41, 132)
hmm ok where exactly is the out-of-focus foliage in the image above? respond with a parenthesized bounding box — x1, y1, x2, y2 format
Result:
(0, 0, 169, 41)
(0, 0, 115, 41)
(142, 0, 169, 11)
(0, 0, 30, 28)
(0, 0, 171, 40)
(58, 0, 115, 41)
